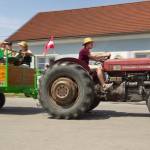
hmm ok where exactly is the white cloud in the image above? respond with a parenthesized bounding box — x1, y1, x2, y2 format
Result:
(0, 15, 22, 30)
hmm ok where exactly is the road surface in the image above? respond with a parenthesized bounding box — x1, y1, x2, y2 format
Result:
(0, 98, 150, 150)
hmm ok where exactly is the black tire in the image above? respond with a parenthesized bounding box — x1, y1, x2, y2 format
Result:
(39, 62, 94, 119)
(38, 77, 47, 110)
(24, 93, 30, 97)
(86, 94, 101, 112)
(0, 93, 5, 109)
(146, 96, 150, 112)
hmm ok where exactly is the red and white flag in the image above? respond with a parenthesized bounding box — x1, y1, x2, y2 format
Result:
(43, 37, 54, 56)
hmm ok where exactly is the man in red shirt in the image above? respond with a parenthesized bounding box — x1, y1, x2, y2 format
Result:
(78, 37, 113, 91)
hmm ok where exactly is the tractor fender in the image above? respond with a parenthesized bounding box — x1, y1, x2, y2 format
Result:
(50, 57, 90, 72)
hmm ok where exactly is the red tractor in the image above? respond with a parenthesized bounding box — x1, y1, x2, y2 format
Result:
(38, 57, 150, 119)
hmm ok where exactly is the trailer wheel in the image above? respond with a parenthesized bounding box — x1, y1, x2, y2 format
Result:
(0, 93, 5, 109)
(24, 93, 30, 97)
(146, 96, 150, 112)
(39, 62, 94, 119)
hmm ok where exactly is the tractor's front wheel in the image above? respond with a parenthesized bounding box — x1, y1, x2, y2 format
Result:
(0, 93, 5, 109)
(146, 95, 150, 112)
(86, 94, 101, 112)
(39, 62, 94, 119)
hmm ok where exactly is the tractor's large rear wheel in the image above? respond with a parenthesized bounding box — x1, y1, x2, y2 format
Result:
(0, 93, 5, 109)
(39, 62, 94, 119)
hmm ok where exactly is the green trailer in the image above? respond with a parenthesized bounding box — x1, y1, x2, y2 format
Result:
(0, 50, 40, 109)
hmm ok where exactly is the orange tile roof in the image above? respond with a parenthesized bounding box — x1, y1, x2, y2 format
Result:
(7, 1, 150, 42)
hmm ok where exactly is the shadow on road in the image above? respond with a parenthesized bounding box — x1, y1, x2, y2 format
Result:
(78, 110, 150, 120)
(0, 106, 149, 119)
(0, 106, 44, 115)
(110, 101, 146, 105)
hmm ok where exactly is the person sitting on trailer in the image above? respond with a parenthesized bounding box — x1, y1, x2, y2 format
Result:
(16, 41, 33, 68)
(0, 41, 7, 63)
(4, 41, 16, 57)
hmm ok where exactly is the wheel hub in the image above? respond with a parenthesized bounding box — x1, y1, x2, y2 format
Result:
(50, 78, 78, 106)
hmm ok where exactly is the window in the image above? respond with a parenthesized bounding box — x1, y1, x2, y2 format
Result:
(37, 57, 45, 71)
(135, 52, 150, 58)
(35, 54, 58, 72)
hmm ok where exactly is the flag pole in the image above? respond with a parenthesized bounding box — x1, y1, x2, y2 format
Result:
(52, 36, 55, 54)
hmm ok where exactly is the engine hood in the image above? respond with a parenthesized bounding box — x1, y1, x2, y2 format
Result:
(103, 58, 150, 72)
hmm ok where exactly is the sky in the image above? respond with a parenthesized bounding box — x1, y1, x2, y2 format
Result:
(0, 0, 144, 40)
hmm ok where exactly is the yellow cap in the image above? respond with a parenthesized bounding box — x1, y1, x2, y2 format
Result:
(82, 37, 94, 46)
(18, 41, 28, 49)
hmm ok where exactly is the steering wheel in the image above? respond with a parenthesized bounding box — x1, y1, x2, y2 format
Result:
(94, 56, 111, 65)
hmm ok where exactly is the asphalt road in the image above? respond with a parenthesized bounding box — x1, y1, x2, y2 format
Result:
(0, 98, 150, 150)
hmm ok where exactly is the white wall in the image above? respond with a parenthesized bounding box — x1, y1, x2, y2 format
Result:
(13, 33, 150, 59)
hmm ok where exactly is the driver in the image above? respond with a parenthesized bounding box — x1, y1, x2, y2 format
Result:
(78, 37, 113, 91)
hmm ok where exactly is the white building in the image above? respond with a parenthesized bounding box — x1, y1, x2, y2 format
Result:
(6, 1, 150, 70)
